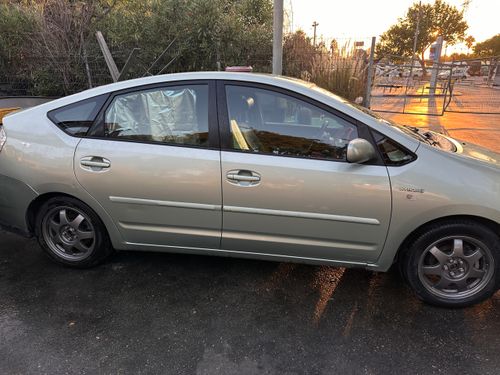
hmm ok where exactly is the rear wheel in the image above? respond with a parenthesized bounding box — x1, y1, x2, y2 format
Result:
(35, 197, 113, 268)
(401, 220, 500, 307)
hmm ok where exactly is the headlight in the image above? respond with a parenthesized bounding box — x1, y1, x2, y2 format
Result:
(0, 126, 6, 152)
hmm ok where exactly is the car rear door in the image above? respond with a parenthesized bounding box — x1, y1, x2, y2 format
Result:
(217, 81, 392, 264)
(74, 80, 222, 250)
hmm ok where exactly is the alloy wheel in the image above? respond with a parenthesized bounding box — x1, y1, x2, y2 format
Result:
(418, 236, 494, 300)
(41, 206, 96, 261)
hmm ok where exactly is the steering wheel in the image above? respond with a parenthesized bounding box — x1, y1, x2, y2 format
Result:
(317, 116, 331, 141)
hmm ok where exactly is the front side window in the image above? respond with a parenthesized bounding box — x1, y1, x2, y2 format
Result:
(104, 85, 208, 147)
(225, 85, 358, 161)
(49, 94, 108, 136)
(371, 130, 416, 165)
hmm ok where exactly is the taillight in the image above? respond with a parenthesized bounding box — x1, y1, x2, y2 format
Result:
(0, 126, 6, 152)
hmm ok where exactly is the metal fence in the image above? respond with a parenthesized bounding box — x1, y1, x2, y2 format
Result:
(369, 56, 500, 116)
(370, 62, 454, 116)
(0, 52, 121, 97)
(1, 35, 499, 117)
(443, 57, 500, 115)
(0, 44, 271, 98)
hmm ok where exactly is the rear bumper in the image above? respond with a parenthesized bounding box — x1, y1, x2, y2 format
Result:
(0, 174, 37, 236)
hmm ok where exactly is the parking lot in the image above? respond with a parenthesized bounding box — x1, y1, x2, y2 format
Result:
(2, 226, 500, 374)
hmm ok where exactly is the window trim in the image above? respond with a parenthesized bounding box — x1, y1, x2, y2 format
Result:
(217, 80, 384, 165)
(86, 79, 219, 150)
(370, 129, 417, 166)
(47, 94, 110, 137)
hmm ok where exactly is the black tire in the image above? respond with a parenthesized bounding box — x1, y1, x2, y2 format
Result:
(35, 196, 114, 268)
(400, 220, 500, 308)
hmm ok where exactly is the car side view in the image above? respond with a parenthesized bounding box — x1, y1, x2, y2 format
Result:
(0, 72, 499, 307)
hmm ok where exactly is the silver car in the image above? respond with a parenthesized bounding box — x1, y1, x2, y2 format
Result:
(1, 72, 499, 307)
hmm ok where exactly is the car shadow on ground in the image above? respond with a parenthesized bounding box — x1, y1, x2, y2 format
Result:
(1, 231, 500, 374)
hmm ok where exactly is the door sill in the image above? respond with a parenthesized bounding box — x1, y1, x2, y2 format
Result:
(121, 241, 369, 269)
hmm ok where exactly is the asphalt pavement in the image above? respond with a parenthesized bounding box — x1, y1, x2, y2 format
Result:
(1, 229, 500, 374)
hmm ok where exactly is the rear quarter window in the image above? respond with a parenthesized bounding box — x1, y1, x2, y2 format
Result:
(48, 94, 108, 136)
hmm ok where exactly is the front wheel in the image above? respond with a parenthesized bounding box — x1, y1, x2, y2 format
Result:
(35, 197, 114, 268)
(400, 220, 500, 307)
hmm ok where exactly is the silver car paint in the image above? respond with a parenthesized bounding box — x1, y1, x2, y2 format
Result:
(0, 107, 124, 247)
(220, 151, 391, 263)
(1, 72, 499, 272)
(379, 142, 500, 269)
(74, 138, 222, 249)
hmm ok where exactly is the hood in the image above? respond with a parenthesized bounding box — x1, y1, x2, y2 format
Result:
(457, 140, 499, 165)
(442, 133, 500, 168)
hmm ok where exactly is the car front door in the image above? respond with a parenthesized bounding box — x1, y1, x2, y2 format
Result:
(218, 82, 392, 264)
(74, 81, 222, 249)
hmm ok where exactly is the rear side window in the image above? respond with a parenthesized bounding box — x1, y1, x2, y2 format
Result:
(48, 94, 108, 136)
(104, 85, 209, 147)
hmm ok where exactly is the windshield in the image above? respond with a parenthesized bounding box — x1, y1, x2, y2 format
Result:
(351, 102, 457, 151)
(311, 85, 457, 152)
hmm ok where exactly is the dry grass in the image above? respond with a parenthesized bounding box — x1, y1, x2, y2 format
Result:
(284, 39, 369, 102)
(308, 43, 368, 102)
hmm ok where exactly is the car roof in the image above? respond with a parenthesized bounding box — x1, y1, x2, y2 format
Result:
(40, 72, 346, 110)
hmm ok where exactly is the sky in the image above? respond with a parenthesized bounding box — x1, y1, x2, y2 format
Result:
(288, 0, 499, 54)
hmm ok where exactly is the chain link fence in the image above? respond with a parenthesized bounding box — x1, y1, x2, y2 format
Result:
(368, 55, 500, 116)
(0, 35, 373, 101)
(443, 57, 500, 114)
(0, 40, 272, 98)
(1, 32, 499, 118)
(1, 54, 110, 97)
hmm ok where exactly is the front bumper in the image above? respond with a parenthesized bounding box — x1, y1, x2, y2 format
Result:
(0, 174, 37, 236)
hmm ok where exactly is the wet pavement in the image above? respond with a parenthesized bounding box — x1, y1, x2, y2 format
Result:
(382, 111, 500, 154)
(374, 86, 500, 155)
(1, 229, 500, 374)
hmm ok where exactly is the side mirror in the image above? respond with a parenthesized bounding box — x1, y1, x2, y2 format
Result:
(346, 138, 377, 164)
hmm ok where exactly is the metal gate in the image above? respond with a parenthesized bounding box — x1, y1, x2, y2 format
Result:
(444, 57, 500, 115)
(369, 62, 453, 116)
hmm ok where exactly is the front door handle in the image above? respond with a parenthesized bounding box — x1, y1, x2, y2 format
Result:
(80, 156, 111, 170)
(226, 170, 261, 186)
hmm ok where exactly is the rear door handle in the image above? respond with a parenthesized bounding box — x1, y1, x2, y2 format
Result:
(80, 157, 111, 170)
(226, 170, 261, 186)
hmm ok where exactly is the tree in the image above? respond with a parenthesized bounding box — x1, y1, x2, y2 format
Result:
(377, 0, 469, 69)
(30, 0, 117, 94)
(465, 35, 475, 52)
(473, 34, 500, 57)
(282, 30, 319, 77)
(101, 0, 273, 73)
(0, 3, 38, 94)
(0, 0, 273, 95)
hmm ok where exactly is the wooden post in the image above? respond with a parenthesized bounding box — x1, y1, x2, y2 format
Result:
(96, 31, 119, 82)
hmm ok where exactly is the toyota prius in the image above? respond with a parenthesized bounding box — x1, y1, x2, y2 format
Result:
(0, 72, 499, 307)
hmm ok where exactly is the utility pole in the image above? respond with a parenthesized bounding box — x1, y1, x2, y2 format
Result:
(312, 21, 319, 47)
(272, 0, 284, 75)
